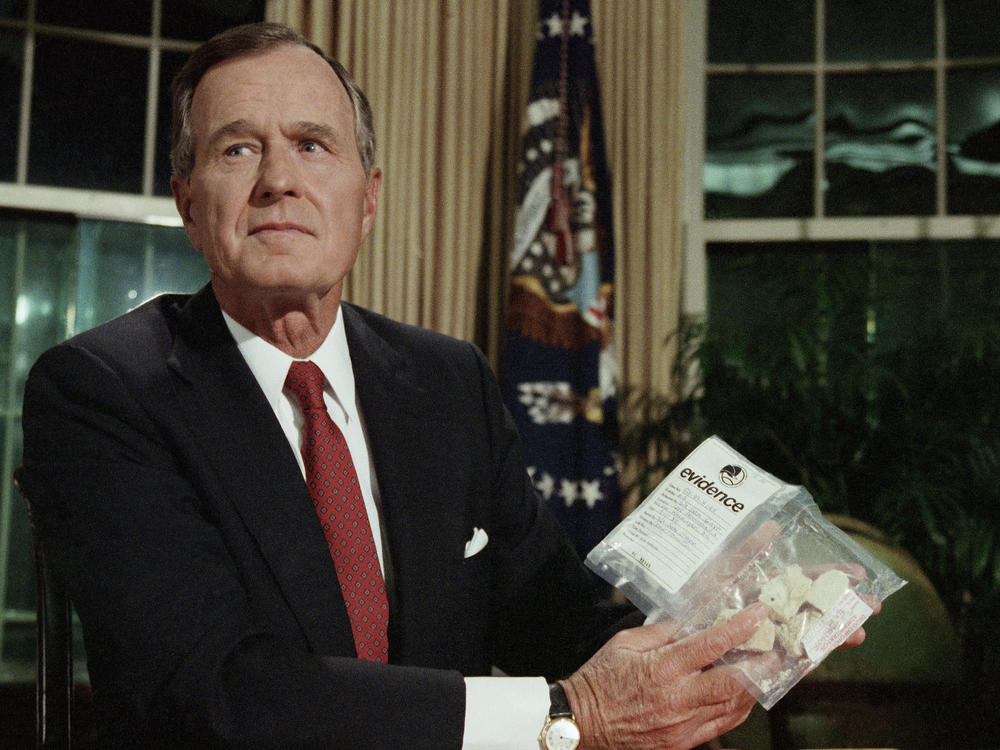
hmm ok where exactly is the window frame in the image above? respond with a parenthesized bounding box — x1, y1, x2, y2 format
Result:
(0, 0, 265, 671)
(0, 0, 201, 205)
(681, 0, 1000, 319)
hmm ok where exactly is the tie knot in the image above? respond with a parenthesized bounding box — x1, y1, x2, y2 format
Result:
(286, 360, 327, 412)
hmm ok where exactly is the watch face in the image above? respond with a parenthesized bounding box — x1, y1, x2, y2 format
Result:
(543, 717, 580, 750)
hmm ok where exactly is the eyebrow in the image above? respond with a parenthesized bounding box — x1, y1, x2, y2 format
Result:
(206, 119, 256, 151)
(292, 121, 343, 146)
(292, 120, 356, 156)
(205, 119, 348, 151)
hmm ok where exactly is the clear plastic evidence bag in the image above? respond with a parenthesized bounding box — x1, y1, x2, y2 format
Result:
(585, 436, 906, 709)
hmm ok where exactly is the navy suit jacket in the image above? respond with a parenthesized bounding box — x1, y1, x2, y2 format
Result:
(21, 285, 631, 748)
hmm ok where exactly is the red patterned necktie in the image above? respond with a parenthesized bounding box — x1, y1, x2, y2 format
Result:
(285, 360, 389, 662)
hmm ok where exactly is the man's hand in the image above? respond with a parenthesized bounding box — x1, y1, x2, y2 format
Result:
(561, 603, 768, 750)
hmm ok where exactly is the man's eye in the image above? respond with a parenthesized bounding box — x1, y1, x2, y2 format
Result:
(301, 141, 325, 153)
(225, 145, 252, 157)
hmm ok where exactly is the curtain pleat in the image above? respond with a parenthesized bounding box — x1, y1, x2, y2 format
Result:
(324, 1, 506, 342)
(266, 0, 335, 49)
(592, 0, 685, 397)
(265, 0, 686, 400)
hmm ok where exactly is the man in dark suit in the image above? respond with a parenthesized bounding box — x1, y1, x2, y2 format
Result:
(21, 22, 855, 749)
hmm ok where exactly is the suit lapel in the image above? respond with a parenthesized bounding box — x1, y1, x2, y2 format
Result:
(165, 287, 356, 656)
(161, 291, 475, 664)
(342, 305, 473, 664)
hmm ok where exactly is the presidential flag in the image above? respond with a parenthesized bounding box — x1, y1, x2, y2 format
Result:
(503, 0, 619, 557)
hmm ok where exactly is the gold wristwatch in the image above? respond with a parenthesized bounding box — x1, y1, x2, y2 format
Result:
(538, 682, 580, 750)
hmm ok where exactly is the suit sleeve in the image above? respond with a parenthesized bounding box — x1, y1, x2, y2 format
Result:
(21, 341, 466, 749)
(463, 342, 639, 679)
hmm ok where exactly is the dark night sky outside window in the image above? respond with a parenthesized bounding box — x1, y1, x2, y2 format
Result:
(0, 30, 21, 182)
(29, 37, 148, 192)
(705, 0, 1000, 218)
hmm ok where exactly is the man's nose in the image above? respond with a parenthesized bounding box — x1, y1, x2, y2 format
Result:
(254, 147, 301, 200)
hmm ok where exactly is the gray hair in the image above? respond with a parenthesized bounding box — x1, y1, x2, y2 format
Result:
(170, 22, 376, 179)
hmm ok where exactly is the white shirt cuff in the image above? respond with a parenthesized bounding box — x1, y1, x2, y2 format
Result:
(462, 676, 549, 750)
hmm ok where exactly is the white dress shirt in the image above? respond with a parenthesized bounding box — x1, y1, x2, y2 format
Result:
(221, 307, 549, 749)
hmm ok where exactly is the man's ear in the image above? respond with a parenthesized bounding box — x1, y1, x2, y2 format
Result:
(170, 175, 201, 249)
(361, 167, 382, 241)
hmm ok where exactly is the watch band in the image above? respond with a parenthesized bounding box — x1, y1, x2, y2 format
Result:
(540, 682, 580, 750)
(548, 682, 574, 719)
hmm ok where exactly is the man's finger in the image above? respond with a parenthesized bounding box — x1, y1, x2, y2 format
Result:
(837, 625, 866, 649)
(674, 677, 757, 747)
(665, 602, 769, 675)
(683, 663, 751, 709)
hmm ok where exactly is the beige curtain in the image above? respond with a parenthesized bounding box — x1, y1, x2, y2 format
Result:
(266, 0, 686, 400)
(593, 1, 686, 397)
(266, 0, 336, 46)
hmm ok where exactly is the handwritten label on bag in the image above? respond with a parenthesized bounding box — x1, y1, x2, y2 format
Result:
(612, 438, 780, 593)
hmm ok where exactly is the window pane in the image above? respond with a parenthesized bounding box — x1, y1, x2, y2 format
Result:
(0, 29, 22, 182)
(1, 217, 202, 406)
(154, 50, 190, 196)
(825, 72, 935, 215)
(704, 237, 1000, 513)
(8, 215, 77, 403)
(705, 240, 869, 496)
(870, 241, 1000, 358)
(36, 0, 151, 35)
(75, 221, 206, 332)
(147, 225, 207, 294)
(947, 67, 1000, 215)
(76, 222, 148, 330)
(29, 37, 147, 192)
(826, 0, 934, 62)
(946, 0, 1000, 58)
(0, 214, 16, 396)
(705, 74, 814, 218)
(708, 0, 813, 63)
(0, 0, 28, 20)
(1, 421, 34, 664)
(2, 419, 30, 616)
(162, 0, 266, 42)
(0, 211, 204, 672)
(707, 241, 868, 371)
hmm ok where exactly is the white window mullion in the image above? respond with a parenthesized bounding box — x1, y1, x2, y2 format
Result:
(0, 222, 28, 657)
(814, 0, 826, 219)
(141, 0, 164, 197)
(0, 183, 181, 226)
(935, 0, 948, 217)
(14, 0, 37, 185)
(682, 0, 708, 319)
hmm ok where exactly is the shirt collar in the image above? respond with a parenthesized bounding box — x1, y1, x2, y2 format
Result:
(221, 306, 358, 420)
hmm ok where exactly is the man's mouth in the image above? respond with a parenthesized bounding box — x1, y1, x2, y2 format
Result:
(250, 222, 312, 235)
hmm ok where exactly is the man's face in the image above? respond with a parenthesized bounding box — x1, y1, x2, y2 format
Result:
(171, 45, 380, 311)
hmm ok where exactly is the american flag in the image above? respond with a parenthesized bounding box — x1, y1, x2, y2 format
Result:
(503, 0, 619, 557)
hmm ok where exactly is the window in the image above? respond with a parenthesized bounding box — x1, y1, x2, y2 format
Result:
(681, 0, 1000, 340)
(0, 213, 208, 668)
(702, 0, 1000, 220)
(1, 0, 265, 195)
(0, 0, 264, 677)
(682, 4, 999, 741)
